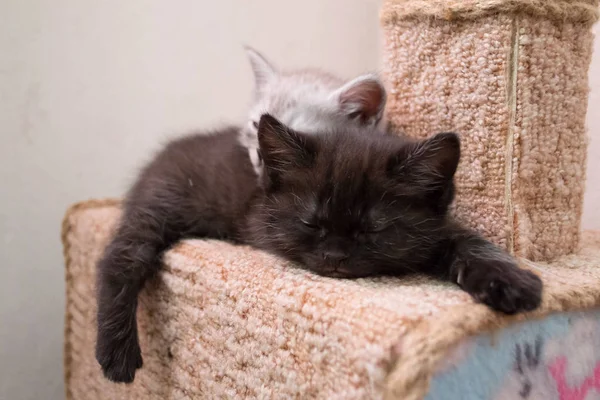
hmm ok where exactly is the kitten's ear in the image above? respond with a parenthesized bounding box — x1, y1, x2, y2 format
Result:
(257, 114, 316, 172)
(390, 132, 461, 187)
(245, 46, 278, 92)
(332, 74, 387, 126)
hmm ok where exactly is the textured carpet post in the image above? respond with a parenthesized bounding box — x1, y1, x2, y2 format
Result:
(382, 0, 599, 261)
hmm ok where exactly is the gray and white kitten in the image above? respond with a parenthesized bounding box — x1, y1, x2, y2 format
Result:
(240, 47, 387, 174)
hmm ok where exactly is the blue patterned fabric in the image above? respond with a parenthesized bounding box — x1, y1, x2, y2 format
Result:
(426, 310, 600, 400)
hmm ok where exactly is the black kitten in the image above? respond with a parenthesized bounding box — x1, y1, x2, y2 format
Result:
(96, 115, 543, 383)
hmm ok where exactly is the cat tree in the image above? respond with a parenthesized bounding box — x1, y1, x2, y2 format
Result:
(62, 1, 600, 399)
(382, 0, 597, 261)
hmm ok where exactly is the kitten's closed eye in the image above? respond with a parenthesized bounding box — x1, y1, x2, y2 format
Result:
(300, 218, 319, 230)
(252, 121, 259, 129)
(362, 222, 391, 234)
(358, 217, 396, 235)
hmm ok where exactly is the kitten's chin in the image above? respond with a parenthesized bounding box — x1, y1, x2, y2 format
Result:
(320, 271, 360, 279)
(299, 256, 372, 279)
(311, 266, 370, 279)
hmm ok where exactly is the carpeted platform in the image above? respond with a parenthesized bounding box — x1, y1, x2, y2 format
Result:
(63, 200, 600, 399)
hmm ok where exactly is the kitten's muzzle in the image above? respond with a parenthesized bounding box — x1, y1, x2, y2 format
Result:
(320, 251, 357, 278)
(321, 250, 349, 263)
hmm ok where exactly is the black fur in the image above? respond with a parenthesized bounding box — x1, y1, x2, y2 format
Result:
(96, 115, 542, 383)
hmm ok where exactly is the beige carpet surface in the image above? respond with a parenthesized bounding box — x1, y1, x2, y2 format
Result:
(63, 200, 600, 399)
(382, 0, 599, 261)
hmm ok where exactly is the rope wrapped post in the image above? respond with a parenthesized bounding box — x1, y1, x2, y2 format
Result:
(382, 0, 599, 261)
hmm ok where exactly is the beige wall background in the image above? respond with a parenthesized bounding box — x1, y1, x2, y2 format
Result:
(0, 1, 597, 399)
(584, 25, 600, 230)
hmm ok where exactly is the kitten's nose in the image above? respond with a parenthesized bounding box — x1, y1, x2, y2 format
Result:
(322, 250, 348, 263)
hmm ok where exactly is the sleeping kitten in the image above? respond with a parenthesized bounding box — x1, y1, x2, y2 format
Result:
(241, 47, 386, 174)
(96, 114, 543, 383)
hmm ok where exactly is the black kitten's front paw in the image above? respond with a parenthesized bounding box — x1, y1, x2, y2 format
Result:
(461, 260, 543, 314)
(96, 332, 143, 383)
